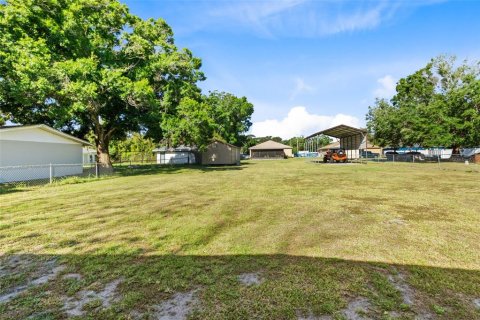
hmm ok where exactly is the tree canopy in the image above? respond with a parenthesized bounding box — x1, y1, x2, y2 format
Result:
(161, 91, 254, 150)
(367, 56, 480, 149)
(0, 0, 205, 167)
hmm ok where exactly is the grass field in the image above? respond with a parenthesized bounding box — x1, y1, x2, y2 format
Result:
(1, 159, 479, 319)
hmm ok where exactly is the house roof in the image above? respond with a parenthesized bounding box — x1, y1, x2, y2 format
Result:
(249, 140, 293, 150)
(306, 124, 367, 139)
(318, 141, 340, 150)
(0, 124, 92, 146)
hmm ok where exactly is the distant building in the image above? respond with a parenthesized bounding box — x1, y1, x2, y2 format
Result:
(153, 146, 196, 165)
(83, 147, 96, 164)
(249, 140, 293, 159)
(153, 140, 241, 165)
(317, 141, 382, 158)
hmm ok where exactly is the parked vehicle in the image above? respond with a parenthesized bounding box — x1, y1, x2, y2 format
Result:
(405, 151, 425, 161)
(323, 149, 347, 163)
(361, 150, 380, 158)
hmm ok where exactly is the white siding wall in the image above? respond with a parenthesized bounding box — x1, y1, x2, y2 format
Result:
(0, 127, 84, 182)
(156, 152, 196, 164)
(0, 140, 82, 166)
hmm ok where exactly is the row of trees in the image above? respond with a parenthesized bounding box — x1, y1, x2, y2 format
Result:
(0, 0, 253, 168)
(367, 56, 480, 150)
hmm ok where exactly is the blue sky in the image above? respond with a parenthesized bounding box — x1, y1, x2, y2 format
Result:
(123, 0, 480, 139)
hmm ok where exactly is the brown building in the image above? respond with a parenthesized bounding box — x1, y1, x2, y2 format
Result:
(249, 140, 293, 159)
(200, 140, 241, 165)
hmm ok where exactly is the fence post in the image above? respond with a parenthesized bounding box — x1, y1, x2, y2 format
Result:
(49, 163, 53, 183)
(95, 162, 99, 178)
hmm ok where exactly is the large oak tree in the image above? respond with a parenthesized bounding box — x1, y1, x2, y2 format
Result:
(0, 0, 204, 167)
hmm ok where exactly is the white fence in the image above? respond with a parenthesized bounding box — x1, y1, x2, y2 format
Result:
(0, 163, 99, 184)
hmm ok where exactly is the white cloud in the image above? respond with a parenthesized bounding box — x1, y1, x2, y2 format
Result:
(204, 0, 445, 38)
(373, 75, 397, 98)
(250, 106, 360, 139)
(209, 0, 307, 37)
(290, 77, 315, 100)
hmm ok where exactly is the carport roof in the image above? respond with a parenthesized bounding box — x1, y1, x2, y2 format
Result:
(305, 124, 367, 139)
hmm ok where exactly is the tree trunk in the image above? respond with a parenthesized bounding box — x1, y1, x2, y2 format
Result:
(97, 143, 112, 168)
(95, 130, 113, 171)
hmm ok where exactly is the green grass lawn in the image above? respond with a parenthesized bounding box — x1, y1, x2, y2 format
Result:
(1, 159, 479, 319)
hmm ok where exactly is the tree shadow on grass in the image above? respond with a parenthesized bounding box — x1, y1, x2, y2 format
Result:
(0, 164, 248, 194)
(0, 184, 27, 195)
(1, 253, 479, 320)
(114, 163, 245, 177)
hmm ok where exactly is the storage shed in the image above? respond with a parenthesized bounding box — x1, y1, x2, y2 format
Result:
(153, 146, 197, 165)
(249, 140, 293, 159)
(201, 140, 240, 165)
(0, 124, 91, 183)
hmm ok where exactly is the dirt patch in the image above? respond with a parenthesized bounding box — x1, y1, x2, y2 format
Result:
(62, 278, 123, 317)
(237, 272, 263, 286)
(153, 289, 199, 320)
(0, 255, 32, 277)
(62, 273, 82, 281)
(0, 257, 65, 304)
(387, 271, 414, 306)
(473, 298, 480, 309)
(343, 297, 371, 320)
(388, 311, 401, 318)
(387, 268, 434, 319)
(296, 310, 332, 319)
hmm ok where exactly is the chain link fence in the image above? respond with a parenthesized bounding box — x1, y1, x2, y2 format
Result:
(111, 152, 156, 166)
(0, 163, 103, 186)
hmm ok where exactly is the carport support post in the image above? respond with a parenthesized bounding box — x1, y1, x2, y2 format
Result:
(49, 163, 53, 184)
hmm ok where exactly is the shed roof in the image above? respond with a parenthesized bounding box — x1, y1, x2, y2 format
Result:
(249, 140, 293, 150)
(152, 140, 240, 153)
(0, 124, 92, 146)
(153, 146, 195, 153)
(209, 139, 239, 149)
(306, 124, 367, 139)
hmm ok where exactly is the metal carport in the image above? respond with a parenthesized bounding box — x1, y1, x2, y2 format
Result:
(305, 124, 368, 160)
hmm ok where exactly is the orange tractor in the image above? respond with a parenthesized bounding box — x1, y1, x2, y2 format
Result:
(323, 148, 347, 163)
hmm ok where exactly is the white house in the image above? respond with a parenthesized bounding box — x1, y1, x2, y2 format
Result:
(0, 125, 91, 183)
(83, 147, 97, 164)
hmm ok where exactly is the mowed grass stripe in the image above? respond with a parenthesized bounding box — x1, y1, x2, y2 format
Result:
(0, 159, 479, 319)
